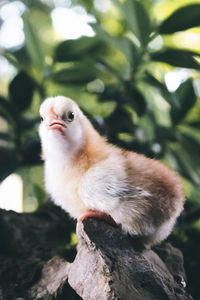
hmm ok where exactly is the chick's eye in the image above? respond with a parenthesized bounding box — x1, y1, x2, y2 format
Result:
(40, 116, 44, 122)
(67, 111, 75, 122)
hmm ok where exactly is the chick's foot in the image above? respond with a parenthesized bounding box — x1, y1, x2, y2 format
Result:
(78, 209, 117, 226)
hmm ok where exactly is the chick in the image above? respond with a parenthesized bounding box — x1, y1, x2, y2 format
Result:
(39, 96, 184, 246)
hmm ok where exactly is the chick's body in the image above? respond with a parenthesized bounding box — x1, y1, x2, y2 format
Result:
(39, 96, 184, 246)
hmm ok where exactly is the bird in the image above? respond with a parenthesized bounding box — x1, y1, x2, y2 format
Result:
(39, 96, 185, 246)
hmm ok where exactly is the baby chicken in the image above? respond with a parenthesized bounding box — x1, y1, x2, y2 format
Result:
(39, 96, 184, 246)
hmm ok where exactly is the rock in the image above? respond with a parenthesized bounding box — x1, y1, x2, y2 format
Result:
(29, 257, 81, 300)
(0, 202, 77, 300)
(67, 218, 193, 300)
(0, 203, 193, 300)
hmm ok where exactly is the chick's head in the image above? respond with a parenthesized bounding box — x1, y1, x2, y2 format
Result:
(39, 96, 84, 157)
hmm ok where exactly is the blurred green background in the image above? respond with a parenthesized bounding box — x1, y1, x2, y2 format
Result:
(0, 0, 200, 298)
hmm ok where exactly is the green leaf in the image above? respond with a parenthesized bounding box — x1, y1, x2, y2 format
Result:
(93, 24, 140, 68)
(155, 126, 177, 142)
(9, 71, 36, 112)
(144, 72, 173, 105)
(0, 147, 19, 182)
(0, 133, 13, 142)
(0, 96, 16, 121)
(21, 0, 50, 11)
(144, 72, 182, 108)
(105, 105, 134, 136)
(169, 134, 200, 186)
(0, 96, 12, 113)
(160, 4, 200, 34)
(3, 52, 19, 68)
(170, 79, 196, 124)
(98, 84, 122, 102)
(144, 72, 166, 91)
(54, 36, 101, 62)
(18, 117, 40, 132)
(129, 87, 146, 116)
(168, 148, 198, 185)
(51, 66, 96, 84)
(8, 47, 30, 66)
(187, 121, 200, 128)
(22, 137, 41, 165)
(23, 15, 44, 68)
(33, 184, 46, 206)
(88, 56, 124, 82)
(185, 205, 200, 223)
(151, 48, 200, 69)
(113, 0, 151, 47)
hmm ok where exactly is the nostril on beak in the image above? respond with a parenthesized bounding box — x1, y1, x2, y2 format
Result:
(49, 108, 59, 120)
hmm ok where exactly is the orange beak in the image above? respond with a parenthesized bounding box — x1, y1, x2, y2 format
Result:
(48, 108, 67, 134)
(49, 108, 58, 121)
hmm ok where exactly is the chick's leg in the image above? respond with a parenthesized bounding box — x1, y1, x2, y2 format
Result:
(78, 209, 117, 226)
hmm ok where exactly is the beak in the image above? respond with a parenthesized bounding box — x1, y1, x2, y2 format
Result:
(48, 109, 67, 131)
(49, 108, 58, 121)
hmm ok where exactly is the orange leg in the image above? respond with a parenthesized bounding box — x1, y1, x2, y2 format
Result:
(78, 209, 117, 226)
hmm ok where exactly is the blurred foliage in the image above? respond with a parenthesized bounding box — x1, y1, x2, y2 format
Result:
(0, 0, 200, 298)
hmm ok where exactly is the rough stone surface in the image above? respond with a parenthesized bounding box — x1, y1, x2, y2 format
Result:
(0, 203, 193, 300)
(0, 202, 78, 300)
(29, 257, 81, 300)
(67, 219, 192, 300)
